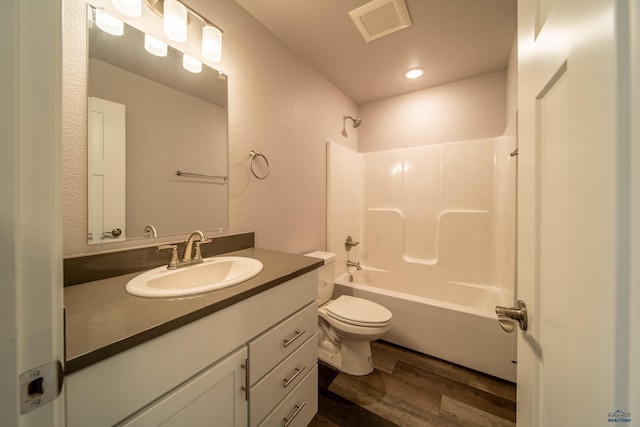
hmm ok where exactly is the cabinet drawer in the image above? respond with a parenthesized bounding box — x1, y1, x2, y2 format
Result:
(249, 302, 317, 384)
(250, 334, 317, 426)
(258, 364, 318, 427)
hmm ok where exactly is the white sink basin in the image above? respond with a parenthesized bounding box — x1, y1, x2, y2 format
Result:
(126, 256, 264, 298)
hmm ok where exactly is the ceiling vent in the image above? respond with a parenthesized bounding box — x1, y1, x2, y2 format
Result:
(349, 0, 412, 43)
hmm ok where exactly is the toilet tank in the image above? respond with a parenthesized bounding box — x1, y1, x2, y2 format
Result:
(304, 251, 336, 305)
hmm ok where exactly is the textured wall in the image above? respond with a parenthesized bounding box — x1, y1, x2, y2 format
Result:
(63, 0, 357, 257)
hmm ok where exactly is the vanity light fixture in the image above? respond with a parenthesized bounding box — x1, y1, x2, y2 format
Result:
(112, 0, 142, 17)
(202, 25, 223, 63)
(163, 0, 188, 42)
(144, 34, 168, 56)
(144, 0, 224, 63)
(182, 54, 203, 73)
(403, 67, 425, 79)
(95, 9, 124, 36)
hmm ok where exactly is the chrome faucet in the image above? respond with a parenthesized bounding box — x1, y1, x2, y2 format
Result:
(158, 230, 212, 270)
(183, 230, 206, 262)
(347, 260, 362, 271)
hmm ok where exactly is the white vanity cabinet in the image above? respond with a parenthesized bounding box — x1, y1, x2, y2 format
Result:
(248, 303, 319, 426)
(121, 347, 248, 426)
(65, 271, 317, 427)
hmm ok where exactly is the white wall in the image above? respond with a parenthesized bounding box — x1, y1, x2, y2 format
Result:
(63, 0, 358, 257)
(358, 70, 507, 152)
(505, 38, 518, 136)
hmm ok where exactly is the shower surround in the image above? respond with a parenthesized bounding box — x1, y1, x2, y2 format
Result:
(327, 137, 517, 381)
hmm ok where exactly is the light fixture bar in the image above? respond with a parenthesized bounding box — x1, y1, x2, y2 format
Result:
(143, 0, 223, 33)
(143, 0, 224, 62)
(112, 0, 142, 17)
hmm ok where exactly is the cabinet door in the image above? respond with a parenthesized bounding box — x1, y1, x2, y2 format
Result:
(119, 347, 248, 427)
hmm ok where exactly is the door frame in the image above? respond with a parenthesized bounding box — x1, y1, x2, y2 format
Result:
(0, 0, 65, 425)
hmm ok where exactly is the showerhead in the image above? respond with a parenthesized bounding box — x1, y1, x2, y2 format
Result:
(343, 115, 362, 128)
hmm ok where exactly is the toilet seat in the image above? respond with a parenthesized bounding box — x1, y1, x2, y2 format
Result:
(325, 295, 392, 327)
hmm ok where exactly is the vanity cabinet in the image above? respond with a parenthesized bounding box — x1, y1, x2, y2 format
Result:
(65, 271, 317, 427)
(121, 347, 248, 426)
(248, 303, 318, 426)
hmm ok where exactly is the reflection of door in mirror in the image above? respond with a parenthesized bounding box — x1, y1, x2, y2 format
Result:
(88, 97, 126, 245)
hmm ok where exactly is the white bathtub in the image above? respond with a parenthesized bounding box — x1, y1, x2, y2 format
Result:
(333, 269, 517, 382)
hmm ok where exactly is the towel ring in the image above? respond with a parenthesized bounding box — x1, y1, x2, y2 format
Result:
(249, 150, 270, 179)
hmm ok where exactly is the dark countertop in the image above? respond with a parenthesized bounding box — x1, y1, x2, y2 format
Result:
(64, 248, 322, 375)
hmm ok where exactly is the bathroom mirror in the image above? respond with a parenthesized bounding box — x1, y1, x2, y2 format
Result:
(87, 6, 228, 245)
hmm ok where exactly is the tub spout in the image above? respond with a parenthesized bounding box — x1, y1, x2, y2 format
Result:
(347, 260, 362, 271)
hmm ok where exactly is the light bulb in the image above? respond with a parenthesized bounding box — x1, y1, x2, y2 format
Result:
(183, 54, 202, 73)
(403, 67, 426, 79)
(111, 0, 141, 17)
(95, 9, 124, 36)
(202, 25, 222, 62)
(163, 0, 188, 43)
(144, 34, 167, 57)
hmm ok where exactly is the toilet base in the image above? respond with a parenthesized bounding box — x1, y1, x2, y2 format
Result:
(318, 340, 374, 376)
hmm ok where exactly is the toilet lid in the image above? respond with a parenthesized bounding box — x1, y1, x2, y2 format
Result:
(326, 295, 392, 327)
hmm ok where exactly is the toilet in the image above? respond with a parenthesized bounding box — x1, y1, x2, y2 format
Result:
(305, 251, 392, 376)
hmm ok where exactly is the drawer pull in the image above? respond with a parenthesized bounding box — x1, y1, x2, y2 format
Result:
(283, 365, 306, 388)
(283, 401, 306, 427)
(283, 330, 306, 348)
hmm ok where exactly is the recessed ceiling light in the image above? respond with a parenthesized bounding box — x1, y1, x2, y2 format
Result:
(403, 67, 425, 79)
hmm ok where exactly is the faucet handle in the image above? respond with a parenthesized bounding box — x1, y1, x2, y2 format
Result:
(193, 239, 213, 262)
(158, 244, 179, 269)
(193, 242, 204, 262)
(345, 235, 360, 251)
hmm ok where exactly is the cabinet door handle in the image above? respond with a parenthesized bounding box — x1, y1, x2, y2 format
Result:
(283, 330, 305, 348)
(241, 359, 249, 401)
(283, 401, 306, 427)
(283, 365, 306, 388)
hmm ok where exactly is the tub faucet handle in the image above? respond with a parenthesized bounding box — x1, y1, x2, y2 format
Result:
(345, 235, 360, 251)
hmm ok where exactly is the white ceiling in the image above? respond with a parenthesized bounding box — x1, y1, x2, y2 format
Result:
(234, 0, 517, 105)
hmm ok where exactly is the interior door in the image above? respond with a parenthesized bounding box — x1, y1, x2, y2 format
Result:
(516, 0, 635, 425)
(88, 97, 126, 244)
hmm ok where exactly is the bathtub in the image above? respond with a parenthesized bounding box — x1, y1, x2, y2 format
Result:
(333, 268, 517, 382)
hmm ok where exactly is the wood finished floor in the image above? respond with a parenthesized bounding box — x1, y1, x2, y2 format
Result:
(309, 341, 516, 427)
